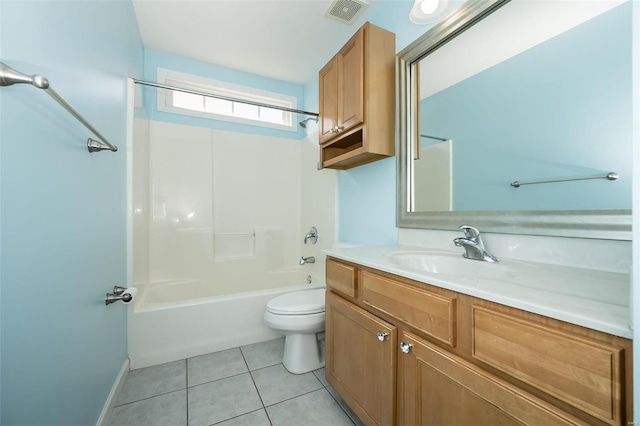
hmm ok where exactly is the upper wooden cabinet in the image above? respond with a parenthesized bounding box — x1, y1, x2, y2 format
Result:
(318, 22, 395, 170)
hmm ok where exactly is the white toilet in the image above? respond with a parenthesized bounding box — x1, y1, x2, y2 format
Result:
(264, 288, 326, 374)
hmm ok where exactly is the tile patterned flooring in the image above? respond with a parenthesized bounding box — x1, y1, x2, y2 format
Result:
(105, 338, 363, 426)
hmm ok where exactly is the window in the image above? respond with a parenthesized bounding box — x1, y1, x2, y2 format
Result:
(157, 68, 296, 131)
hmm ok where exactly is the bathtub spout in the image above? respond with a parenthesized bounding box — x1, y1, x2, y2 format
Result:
(300, 256, 315, 265)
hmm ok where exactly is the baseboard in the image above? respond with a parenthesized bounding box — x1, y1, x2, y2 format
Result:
(96, 358, 130, 426)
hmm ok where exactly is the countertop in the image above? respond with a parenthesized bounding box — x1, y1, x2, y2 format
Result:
(324, 245, 631, 339)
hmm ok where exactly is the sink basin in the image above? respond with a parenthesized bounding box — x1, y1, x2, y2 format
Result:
(386, 250, 516, 281)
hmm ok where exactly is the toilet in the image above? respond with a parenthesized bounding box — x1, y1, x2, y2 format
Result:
(264, 288, 326, 374)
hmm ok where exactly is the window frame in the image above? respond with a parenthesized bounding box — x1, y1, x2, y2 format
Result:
(156, 68, 298, 132)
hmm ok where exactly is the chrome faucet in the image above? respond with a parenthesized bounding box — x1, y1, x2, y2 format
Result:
(300, 256, 315, 265)
(453, 225, 499, 262)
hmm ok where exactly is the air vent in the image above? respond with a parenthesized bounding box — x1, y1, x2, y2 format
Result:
(324, 0, 368, 24)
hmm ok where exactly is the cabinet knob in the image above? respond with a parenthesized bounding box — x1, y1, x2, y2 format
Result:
(377, 331, 389, 342)
(400, 342, 413, 354)
(329, 128, 335, 134)
(336, 125, 344, 131)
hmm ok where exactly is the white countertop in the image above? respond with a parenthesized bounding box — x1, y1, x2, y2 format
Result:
(324, 245, 632, 339)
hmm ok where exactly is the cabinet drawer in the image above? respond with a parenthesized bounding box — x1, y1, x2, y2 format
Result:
(472, 307, 624, 425)
(361, 271, 456, 347)
(326, 258, 357, 298)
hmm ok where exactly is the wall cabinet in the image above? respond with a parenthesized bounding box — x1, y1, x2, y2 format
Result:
(325, 257, 633, 426)
(318, 22, 395, 170)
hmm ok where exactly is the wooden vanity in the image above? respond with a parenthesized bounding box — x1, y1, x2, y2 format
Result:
(325, 256, 633, 426)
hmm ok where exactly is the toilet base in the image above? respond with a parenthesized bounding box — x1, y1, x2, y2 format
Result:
(282, 333, 325, 374)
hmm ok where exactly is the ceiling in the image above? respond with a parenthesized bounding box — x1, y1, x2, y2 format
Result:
(132, 0, 415, 84)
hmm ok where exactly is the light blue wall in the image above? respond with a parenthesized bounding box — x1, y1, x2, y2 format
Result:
(420, 3, 632, 211)
(337, 158, 398, 244)
(144, 49, 307, 140)
(0, 1, 143, 424)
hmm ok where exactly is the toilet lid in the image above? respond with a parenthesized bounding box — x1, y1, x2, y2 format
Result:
(266, 289, 325, 315)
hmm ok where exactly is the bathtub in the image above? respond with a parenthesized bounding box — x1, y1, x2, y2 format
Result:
(127, 272, 325, 369)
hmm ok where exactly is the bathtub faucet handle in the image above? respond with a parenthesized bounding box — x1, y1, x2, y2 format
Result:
(303, 227, 318, 245)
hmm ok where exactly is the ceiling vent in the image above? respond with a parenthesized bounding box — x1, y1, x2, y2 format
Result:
(324, 0, 368, 24)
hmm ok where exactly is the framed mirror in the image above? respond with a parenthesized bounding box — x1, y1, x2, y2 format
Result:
(396, 0, 632, 240)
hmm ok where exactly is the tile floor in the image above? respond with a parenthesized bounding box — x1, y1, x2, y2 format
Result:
(105, 338, 363, 426)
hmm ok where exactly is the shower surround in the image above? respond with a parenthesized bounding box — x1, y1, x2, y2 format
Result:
(128, 117, 335, 368)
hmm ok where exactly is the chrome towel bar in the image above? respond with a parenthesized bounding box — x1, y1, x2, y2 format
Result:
(510, 172, 618, 188)
(0, 61, 117, 153)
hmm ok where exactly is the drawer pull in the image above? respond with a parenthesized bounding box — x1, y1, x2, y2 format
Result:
(377, 331, 389, 342)
(400, 342, 413, 354)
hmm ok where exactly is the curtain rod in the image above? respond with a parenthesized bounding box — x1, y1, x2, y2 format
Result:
(132, 79, 319, 118)
(420, 134, 449, 141)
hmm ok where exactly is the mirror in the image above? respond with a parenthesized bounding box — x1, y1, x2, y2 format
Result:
(397, 0, 632, 240)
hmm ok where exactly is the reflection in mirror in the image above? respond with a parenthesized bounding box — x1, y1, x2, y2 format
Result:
(415, 1, 631, 212)
(397, 0, 632, 239)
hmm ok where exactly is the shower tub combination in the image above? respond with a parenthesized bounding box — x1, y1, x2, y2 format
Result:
(127, 270, 324, 369)
(127, 96, 333, 369)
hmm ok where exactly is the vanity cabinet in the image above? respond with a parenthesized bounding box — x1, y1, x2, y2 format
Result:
(324, 257, 633, 426)
(397, 330, 582, 425)
(318, 22, 395, 170)
(325, 291, 396, 426)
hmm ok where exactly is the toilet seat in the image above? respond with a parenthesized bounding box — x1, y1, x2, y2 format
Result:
(266, 289, 325, 315)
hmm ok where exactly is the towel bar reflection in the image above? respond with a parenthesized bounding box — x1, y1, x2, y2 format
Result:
(510, 172, 618, 188)
(0, 61, 117, 153)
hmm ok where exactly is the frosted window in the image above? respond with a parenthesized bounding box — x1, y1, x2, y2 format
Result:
(172, 92, 204, 112)
(234, 103, 260, 120)
(160, 70, 296, 131)
(260, 107, 286, 125)
(205, 97, 233, 115)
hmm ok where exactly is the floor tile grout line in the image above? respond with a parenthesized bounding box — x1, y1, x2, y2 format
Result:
(262, 385, 327, 409)
(239, 344, 276, 425)
(113, 387, 187, 408)
(246, 360, 284, 373)
(240, 345, 269, 411)
(207, 408, 266, 426)
(187, 370, 251, 390)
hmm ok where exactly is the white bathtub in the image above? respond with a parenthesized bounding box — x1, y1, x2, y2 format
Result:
(127, 273, 325, 369)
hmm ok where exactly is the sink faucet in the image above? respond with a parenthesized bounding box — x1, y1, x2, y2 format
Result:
(300, 256, 315, 265)
(453, 225, 499, 262)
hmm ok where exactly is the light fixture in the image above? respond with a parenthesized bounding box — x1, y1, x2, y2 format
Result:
(409, 0, 450, 25)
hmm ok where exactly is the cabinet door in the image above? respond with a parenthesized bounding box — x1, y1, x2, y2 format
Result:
(398, 331, 583, 426)
(319, 56, 339, 144)
(337, 28, 364, 134)
(326, 291, 396, 426)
